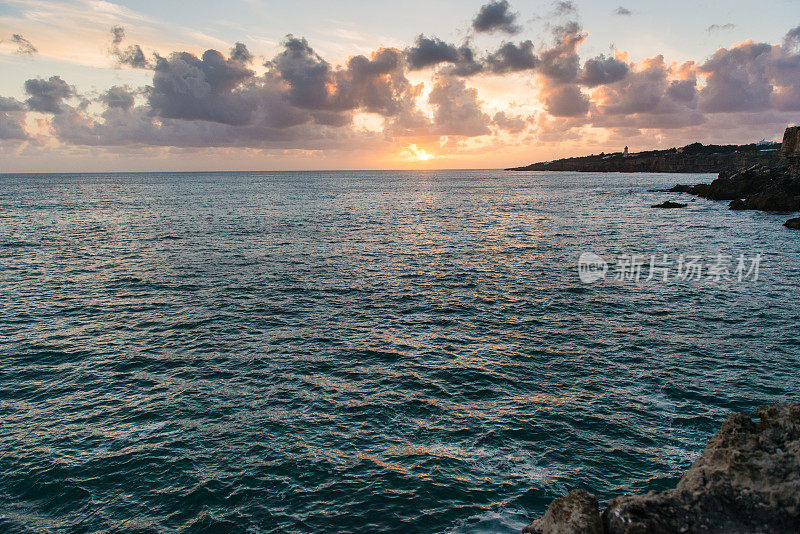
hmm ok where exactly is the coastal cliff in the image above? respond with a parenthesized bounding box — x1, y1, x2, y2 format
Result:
(507, 142, 781, 174)
(662, 127, 800, 225)
(524, 403, 800, 534)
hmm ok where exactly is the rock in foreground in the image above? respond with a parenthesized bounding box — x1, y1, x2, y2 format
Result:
(524, 403, 800, 534)
(523, 489, 601, 534)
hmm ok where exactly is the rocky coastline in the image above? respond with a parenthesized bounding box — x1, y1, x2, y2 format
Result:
(506, 141, 781, 174)
(509, 126, 800, 228)
(523, 402, 800, 534)
(659, 127, 800, 228)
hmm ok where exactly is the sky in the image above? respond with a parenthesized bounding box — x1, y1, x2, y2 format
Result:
(0, 0, 799, 172)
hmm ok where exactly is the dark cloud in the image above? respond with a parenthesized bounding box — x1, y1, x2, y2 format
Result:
(405, 36, 482, 76)
(230, 42, 253, 63)
(109, 26, 154, 69)
(707, 24, 735, 33)
(472, 1, 521, 35)
(579, 55, 628, 86)
(614, 7, 632, 16)
(24, 76, 73, 113)
(149, 49, 256, 125)
(443, 46, 484, 76)
(100, 86, 136, 110)
(539, 22, 586, 83)
(784, 26, 800, 51)
(406, 36, 460, 69)
(666, 79, 697, 103)
(268, 35, 333, 110)
(111, 26, 125, 46)
(485, 41, 539, 73)
(11, 34, 37, 55)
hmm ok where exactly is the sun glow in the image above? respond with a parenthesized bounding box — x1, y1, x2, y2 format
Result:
(408, 144, 433, 161)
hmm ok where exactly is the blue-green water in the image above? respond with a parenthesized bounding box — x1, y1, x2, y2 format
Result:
(0, 170, 798, 533)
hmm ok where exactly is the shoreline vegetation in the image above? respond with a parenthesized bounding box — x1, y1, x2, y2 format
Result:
(509, 126, 800, 229)
(523, 403, 800, 534)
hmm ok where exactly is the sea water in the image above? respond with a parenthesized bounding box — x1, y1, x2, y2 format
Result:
(0, 170, 798, 532)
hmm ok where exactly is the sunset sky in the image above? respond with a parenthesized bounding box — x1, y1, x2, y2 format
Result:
(1, 0, 799, 171)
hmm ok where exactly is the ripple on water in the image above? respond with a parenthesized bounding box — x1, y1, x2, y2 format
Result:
(0, 170, 798, 533)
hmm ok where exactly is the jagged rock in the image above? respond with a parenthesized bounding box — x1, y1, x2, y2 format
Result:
(651, 201, 687, 209)
(781, 126, 800, 160)
(601, 403, 800, 534)
(524, 404, 800, 534)
(665, 152, 800, 215)
(523, 489, 602, 534)
(785, 218, 800, 230)
(668, 185, 694, 193)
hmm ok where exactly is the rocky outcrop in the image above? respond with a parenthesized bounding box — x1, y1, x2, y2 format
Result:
(663, 128, 800, 218)
(781, 126, 800, 160)
(785, 218, 800, 230)
(668, 163, 800, 213)
(523, 490, 602, 534)
(524, 403, 800, 534)
(651, 201, 687, 208)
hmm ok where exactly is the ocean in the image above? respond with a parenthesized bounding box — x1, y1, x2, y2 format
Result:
(0, 170, 798, 533)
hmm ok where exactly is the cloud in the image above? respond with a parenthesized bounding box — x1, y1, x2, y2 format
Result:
(406, 36, 459, 69)
(485, 41, 539, 73)
(3, 12, 800, 159)
(554, 1, 577, 16)
(784, 26, 800, 51)
(588, 56, 704, 129)
(539, 22, 586, 83)
(230, 42, 253, 63)
(697, 41, 774, 112)
(268, 35, 336, 111)
(24, 76, 73, 113)
(707, 24, 736, 33)
(42, 35, 434, 151)
(0, 97, 29, 140)
(100, 86, 136, 110)
(11, 34, 37, 55)
(149, 49, 257, 125)
(109, 26, 154, 69)
(428, 77, 491, 136)
(472, 1, 521, 35)
(614, 7, 632, 16)
(493, 111, 531, 133)
(666, 79, 697, 103)
(405, 36, 482, 75)
(542, 84, 589, 117)
(579, 55, 629, 86)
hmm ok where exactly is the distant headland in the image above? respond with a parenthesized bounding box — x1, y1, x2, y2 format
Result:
(506, 140, 781, 174)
